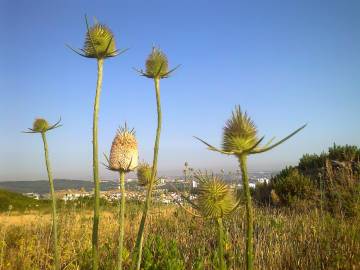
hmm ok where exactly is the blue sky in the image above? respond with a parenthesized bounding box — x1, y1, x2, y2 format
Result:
(1, 0, 359, 181)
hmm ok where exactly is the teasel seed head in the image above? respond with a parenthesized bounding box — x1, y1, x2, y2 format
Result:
(23, 118, 62, 134)
(109, 125, 138, 172)
(222, 106, 259, 154)
(33, 118, 49, 133)
(145, 47, 169, 78)
(137, 162, 157, 187)
(196, 173, 237, 219)
(67, 16, 127, 59)
(83, 22, 117, 59)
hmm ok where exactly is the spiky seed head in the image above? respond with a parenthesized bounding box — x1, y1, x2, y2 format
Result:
(32, 118, 49, 133)
(196, 173, 236, 219)
(109, 126, 138, 172)
(145, 47, 169, 78)
(222, 106, 258, 154)
(137, 162, 153, 187)
(83, 23, 117, 59)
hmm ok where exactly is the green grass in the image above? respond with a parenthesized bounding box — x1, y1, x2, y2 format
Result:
(0, 189, 49, 212)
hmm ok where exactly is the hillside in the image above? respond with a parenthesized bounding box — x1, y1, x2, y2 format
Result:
(0, 179, 119, 194)
(0, 189, 49, 212)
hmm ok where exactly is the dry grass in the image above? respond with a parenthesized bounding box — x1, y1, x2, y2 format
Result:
(0, 204, 359, 269)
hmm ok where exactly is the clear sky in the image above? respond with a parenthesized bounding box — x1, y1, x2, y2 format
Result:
(1, 0, 359, 181)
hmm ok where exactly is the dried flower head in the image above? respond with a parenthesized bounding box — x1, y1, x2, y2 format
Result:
(145, 47, 169, 78)
(222, 106, 259, 154)
(109, 126, 138, 172)
(137, 162, 156, 187)
(196, 173, 237, 219)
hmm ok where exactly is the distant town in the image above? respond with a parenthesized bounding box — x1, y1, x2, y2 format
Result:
(13, 171, 274, 204)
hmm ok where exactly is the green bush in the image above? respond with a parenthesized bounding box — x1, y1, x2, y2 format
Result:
(272, 168, 316, 207)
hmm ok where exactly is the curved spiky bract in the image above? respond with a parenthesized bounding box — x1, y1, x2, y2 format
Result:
(33, 118, 49, 133)
(137, 162, 154, 187)
(196, 173, 237, 219)
(222, 106, 258, 153)
(109, 126, 138, 172)
(83, 23, 117, 58)
(145, 47, 169, 78)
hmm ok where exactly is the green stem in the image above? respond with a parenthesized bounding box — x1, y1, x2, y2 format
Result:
(217, 218, 226, 270)
(133, 78, 162, 270)
(92, 58, 104, 270)
(117, 171, 126, 270)
(239, 154, 254, 270)
(41, 132, 60, 270)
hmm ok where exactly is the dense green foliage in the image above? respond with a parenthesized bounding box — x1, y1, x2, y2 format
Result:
(254, 144, 360, 217)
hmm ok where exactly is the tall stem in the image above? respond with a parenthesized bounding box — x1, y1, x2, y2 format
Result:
(117, 171, 126, 270)
(92, 58, 104, 270)
(217, 218, 226, 270)
(41, 132, 60, 270)
(133, 78, 162, 270)
(239, 154, 254, 270)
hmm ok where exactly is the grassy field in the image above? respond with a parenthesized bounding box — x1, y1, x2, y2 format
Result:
(0, 203, 359, 270)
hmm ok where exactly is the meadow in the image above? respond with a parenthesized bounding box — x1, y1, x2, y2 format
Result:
(0, 202, 359, 270)
(3, 13, 359, 270)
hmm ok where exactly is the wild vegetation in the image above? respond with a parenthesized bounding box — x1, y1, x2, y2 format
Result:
(0, 201, 359, 270)
(254, 144, 360, 218)
(3, 14, 358, 269)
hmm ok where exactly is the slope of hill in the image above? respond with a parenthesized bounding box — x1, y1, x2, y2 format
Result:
(0, 189, 49, 212)
(0, 179, 119, 194)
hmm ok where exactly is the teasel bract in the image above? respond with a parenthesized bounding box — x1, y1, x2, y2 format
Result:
(132, 47, 179, 270)
(173, 172, 240, 270)
(195, 106, 306, 270)
(67, 15, 127, 270)
(24, 118, 62, 270)
(104, 125, 138, 270)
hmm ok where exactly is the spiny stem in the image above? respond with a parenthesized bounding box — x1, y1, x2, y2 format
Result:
(133, 78, 162, 270)
(92, 58, 104, 270)
(239, 154, 254, 270)
(117, 171, 126, 270)
(41, 132, 60, 270)
(217, 218, 226, 270)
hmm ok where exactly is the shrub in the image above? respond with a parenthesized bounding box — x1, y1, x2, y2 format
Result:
(272, 168, 316, 207)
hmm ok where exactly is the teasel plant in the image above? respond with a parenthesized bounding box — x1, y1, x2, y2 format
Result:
(132, 47, 179, 270)
(103, 124, 138, 270)
(137, 162, 160, 187)
(67, 15, 128, 270)
(24, 118, 62, 270)
(195, 106, 306, 270)
(172, 172, 240, 270)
